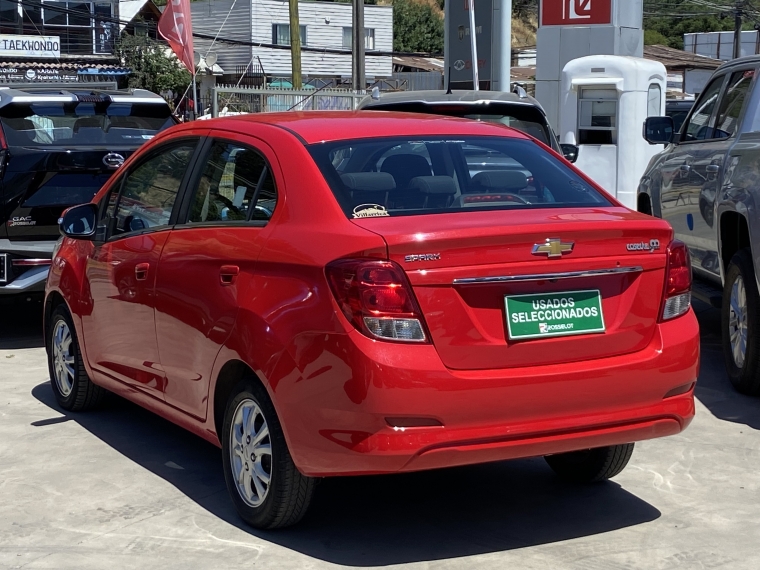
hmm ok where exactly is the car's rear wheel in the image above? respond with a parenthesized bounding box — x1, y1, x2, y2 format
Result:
(47, 305, 104, 411)
(722, 249, 760, 396)
(545, 443, 634, 483)
(221, 381, 315, 529)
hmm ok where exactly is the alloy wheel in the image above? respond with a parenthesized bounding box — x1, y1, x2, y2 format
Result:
(229, 398, 272, 507)
(729, 275, 748, 368)
(52, 320, 75, 397)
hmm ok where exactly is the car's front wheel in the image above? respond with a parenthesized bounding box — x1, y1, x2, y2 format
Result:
(722, 249, 760, 396)
(221, 381, 315, 529)
(47, 304, 104, 411)
(545, 443, 634, 483)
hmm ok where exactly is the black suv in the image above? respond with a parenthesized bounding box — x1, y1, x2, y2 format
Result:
(0, 87, 175, 296)
(358, 88, 579, 163)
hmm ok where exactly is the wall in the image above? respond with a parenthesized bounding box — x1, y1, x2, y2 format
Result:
(685, 31, 759, 62)
(684, 69, 713, 96)
(191, 0, 253, 70)
(251, 0, 393, 78)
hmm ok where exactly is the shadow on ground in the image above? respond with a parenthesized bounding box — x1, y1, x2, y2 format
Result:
(0, 296, 45, 350)
(693, 300, 760, 430)
(32, 382, 660, 566)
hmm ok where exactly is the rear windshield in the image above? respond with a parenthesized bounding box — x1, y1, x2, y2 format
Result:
(0, 102, 174, 146)
(309, 137, 611, 219)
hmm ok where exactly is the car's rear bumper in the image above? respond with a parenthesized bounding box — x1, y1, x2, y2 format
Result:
(278, 309, 699, 477)
(0, 240, 54, 295)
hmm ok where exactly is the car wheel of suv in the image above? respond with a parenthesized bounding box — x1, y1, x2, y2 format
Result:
(47, 305, 104, 411)
(545, 443, 635, 483)
(221, 381, 316, 529)
(722, 249, 760, 396)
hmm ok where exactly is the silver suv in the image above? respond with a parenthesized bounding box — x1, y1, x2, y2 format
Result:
(639, 55, 760, 396)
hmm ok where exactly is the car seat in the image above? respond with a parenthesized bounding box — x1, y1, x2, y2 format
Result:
(380, 154, 432, 209)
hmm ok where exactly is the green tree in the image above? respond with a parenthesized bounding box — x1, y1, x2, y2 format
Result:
(116, 33, 192, 94)
(392, 0, 444, 53)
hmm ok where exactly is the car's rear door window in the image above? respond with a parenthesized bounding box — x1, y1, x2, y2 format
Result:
(309, 137, 610, 218)
(110, 142, 196, 236)
(714, 70, 755, 138)
(186, 140, 277, 223)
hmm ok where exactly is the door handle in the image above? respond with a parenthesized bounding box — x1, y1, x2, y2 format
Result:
(220, 265, 240, 285)
(135, 262, 149, 281)
(679, 164, 691, 174)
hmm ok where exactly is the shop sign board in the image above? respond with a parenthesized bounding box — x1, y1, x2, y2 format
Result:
(540, 0, 612, 26)
(0, 35, 61, 58)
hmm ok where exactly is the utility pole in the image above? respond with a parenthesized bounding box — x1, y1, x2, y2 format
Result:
(468, 0, 479, 90)
(289, 0, 302, 89)
(733, 0, 743, 60)
(352, 0, 365, 91)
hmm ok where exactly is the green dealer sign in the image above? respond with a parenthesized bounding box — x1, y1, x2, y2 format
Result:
(505, 290, 605, 340)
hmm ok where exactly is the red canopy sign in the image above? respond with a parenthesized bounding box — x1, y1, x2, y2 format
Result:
(540, 0, 612, 26)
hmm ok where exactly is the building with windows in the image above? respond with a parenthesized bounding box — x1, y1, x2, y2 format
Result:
(190, 0, 393, 85)
(0, 0, 160, 85)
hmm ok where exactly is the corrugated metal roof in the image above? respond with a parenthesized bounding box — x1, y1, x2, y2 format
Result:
(643, 45, 722, 71)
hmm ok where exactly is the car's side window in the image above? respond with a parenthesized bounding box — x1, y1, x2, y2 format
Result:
(188, 141, 268, 223)
(682, 76, 726, 142)
(111, 142, 196, 237)
(186, 140, 278, 224)
(714, 70, 755, 139)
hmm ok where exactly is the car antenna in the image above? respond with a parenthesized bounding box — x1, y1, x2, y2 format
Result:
(446, 67, 452, 95)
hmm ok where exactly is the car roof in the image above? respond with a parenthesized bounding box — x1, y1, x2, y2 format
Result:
(358, 89, 547, 112)
(715, 54, 760, 73)
(191, 111, 533, 145)
(0, 87, 168, 107)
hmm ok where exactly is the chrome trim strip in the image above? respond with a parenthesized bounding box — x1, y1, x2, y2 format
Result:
(453, 266, 644, 285)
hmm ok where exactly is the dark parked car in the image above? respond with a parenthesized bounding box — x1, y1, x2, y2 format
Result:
(0, 86, 175, 297)
(358, 89, 579, 163)
(640, 55, 760, 396)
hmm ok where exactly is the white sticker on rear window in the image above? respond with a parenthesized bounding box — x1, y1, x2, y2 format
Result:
(353, 204, 390, 218)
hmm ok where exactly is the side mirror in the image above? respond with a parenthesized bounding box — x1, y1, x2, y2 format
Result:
(560, 143, 579, 163)
(59, 203, 98, 240)
(643, 116, 675, 145)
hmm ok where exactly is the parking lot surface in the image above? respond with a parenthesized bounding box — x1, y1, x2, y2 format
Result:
(0, 300, 758, 570)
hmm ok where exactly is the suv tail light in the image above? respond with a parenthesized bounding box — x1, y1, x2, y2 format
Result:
(661, 240, 692, 321)
(326, 259, 428, 343)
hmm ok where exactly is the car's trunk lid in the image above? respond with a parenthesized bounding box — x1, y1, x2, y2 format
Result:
(353, 208, 673, 370)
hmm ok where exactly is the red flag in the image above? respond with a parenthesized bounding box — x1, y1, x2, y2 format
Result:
(157, 0, 196, 75)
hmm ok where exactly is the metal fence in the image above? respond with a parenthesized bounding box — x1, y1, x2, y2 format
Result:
(210, 85, 366, 117)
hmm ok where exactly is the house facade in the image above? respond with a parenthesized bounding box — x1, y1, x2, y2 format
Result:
(190, 0, 393, 84)
(0, 0, 159, 86)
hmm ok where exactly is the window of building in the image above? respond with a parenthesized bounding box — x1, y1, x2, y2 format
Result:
(272, 23, 306, 46)
(0, 0, 20, 34)
(342, 27, 375, 50)
(578, 88, 618, 145)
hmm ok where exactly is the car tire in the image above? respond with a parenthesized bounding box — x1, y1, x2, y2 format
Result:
(47, 304, 104, 411)
(722, 249, 760, 396)
(544, 443, 635, 483)
(221, 380, 316, 529)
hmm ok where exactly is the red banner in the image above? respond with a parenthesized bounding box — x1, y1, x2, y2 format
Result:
(541, 0, 612, 27)
(157, 0, 195, 75)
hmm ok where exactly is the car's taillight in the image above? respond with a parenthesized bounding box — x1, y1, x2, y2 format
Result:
(661, 240, 692, 321)
(326, 259, 428, 342)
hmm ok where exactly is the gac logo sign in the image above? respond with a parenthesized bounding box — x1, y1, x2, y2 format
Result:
(540, 0, 612, 26)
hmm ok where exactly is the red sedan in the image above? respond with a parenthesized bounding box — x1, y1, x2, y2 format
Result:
(46, 112, 699, 529)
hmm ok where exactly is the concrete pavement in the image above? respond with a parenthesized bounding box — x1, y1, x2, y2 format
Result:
(0, 299, 758, 569)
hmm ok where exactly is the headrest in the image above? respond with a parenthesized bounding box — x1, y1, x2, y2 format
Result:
(233, 150, 264, 190)
(408, 176, 457, 195)
(5, 118, 35, 131)
(471, 170, 528, 191)
(341, 172, 396, 192)
(74, 117, 102, 132)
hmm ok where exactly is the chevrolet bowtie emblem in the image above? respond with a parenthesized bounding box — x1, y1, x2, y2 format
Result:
(532, 238, 575, 259)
